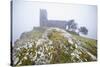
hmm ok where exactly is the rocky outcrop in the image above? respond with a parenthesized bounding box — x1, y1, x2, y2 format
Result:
(12, 27, 97, 66)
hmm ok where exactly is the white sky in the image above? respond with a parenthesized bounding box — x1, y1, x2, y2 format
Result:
(13, 0, 97, 43)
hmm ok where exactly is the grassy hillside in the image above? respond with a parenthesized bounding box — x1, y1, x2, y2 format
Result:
(72, 34, 97, 57)
(13, 27, 97, 66)
(67, 30, 97, 57)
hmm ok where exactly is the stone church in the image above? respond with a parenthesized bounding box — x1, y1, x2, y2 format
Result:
(40, 9, 68, 30)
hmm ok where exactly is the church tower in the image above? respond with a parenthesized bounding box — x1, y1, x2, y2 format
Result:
(40, 9, 48, 27)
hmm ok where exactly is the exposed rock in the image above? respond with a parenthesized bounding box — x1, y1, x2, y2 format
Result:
(13, 27, 97, 66)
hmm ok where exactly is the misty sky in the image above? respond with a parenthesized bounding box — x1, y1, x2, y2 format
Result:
(13, 0, 97, 43)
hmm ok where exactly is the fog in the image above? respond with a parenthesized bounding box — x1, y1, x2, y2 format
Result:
(12, 0, 97, 43)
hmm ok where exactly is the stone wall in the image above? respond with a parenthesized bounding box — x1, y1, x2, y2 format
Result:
(40, 9, 68, 30)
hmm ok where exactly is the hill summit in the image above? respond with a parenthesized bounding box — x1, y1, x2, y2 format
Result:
(13, 27, 97, 66)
